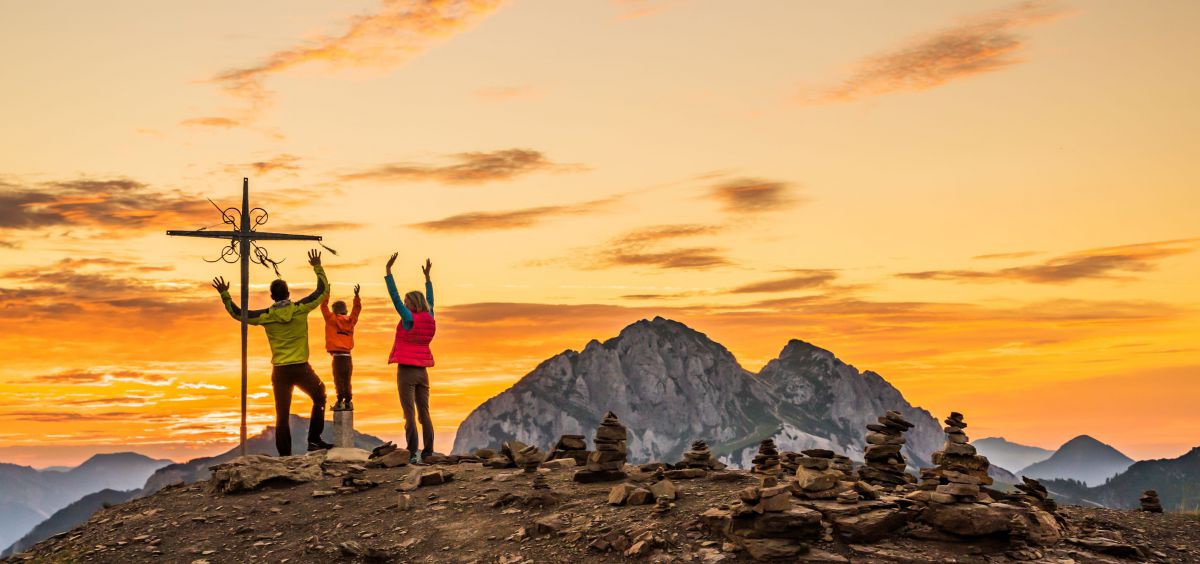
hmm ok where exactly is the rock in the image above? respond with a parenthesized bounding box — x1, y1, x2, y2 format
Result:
(540, 458, 576, 470)
(795, 466, 842, 492)
(608, 483, 638, 505)
(627, 487, 654, 506)
(737, 538, 807, 561)
(399, 468, 454, 491)
(325, 447, 371, 463)
(533, 513, 570, 535)
(665, 468, 706, 480)
(1139, 490, 1163, 513)
(920, 502, 1022, 537)
(796, 548, 850, 563)
(208, 453, 325, 494)
(372, 448, 411, 468)
(649, 478, 677, 500)
(832, 508, 907, 543)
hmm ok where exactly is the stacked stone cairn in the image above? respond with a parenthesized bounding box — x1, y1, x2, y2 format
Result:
(919, 412, 992, 503)
(791, 449, 851, 500)
(1139, 490, 1163, 513)
(701, 474, 823, 560)
(512, 443, 545, 473)
(574, 412, 628, 483)
(751, 439, 782, 476)
(548, 434, 590, 465)
(679, 440, 726, 470)
(1014, 476, 1057, 513)
(857, 410, 915, 488)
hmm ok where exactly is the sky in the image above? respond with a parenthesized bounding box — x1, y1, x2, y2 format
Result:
(0, 0, 1197, 468)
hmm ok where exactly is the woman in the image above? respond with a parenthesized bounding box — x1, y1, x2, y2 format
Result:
(385, 254, 436, 463)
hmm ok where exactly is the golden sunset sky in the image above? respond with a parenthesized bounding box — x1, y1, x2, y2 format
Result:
(1, 0, 1197, 467)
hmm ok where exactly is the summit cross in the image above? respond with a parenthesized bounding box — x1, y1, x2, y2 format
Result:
(167, 178, 323, 457)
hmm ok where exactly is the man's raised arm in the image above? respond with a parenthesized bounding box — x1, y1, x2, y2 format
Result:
(212, 276, 269, 325)
(295, 250, 330, 314)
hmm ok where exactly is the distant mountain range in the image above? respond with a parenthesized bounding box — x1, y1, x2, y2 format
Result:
(3, 416, 384, 556)
(1043, 447, 1200, 511)
(1, 489, 138, 557)
(1019, 435, 1134, 487)
(454, 317, 945, 469)
(975, 437, 1054, 472)
(0, 452, 170, 550)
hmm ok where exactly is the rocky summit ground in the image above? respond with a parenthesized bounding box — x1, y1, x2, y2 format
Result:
(6, 453, 1199, 564)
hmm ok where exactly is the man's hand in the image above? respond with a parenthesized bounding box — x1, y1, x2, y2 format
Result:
(308, 249, 321, 266)
(421, 258, 432, 281)
(386, 252, 398, 274)
(353, 284, 361, 297)
(211, 276, 230, 293)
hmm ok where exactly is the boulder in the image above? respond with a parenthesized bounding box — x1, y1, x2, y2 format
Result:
(540, 458, 577, 470)
(627, 487, 654, 506)
(208, 453, 325, 494)
(920, 502, 1021, 537)
(608, 483, 638, 505)
(795, 467, 842, 492)
(832, 508, 908, 543)
(325, 447, 371, 463)
(372, 448, 411, 468)
(649, 479, 677, 500)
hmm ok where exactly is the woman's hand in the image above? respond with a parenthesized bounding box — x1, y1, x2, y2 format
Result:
(421, 258, 432, 281)
(386, 252, 398, 274)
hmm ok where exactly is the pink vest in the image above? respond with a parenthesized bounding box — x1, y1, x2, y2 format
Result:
(389, 311, 436, 367)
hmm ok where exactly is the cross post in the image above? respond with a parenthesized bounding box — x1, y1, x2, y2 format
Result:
(167, 178, 322, 457)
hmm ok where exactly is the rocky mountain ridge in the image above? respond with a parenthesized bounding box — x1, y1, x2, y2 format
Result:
(454, 317, 944, 469)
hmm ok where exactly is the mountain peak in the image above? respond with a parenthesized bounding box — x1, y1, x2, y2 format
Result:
(1020, 434, 1134, 486)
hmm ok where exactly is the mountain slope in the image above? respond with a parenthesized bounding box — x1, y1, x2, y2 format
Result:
(2, 489, 137, 557)
(453, 317, 943, 468)
(141, 415, 385, 494)
(975, 437, 1054, 472)
(1020, 435, 1134, 486)
(0, 453, 170, 549)
(1044, 447, 1200, 511)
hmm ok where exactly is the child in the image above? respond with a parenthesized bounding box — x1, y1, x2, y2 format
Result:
(384, 254, 436, 462)
(321, 284, 361, 411)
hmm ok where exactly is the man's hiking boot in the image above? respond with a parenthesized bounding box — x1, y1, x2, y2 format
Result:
(307, 439, 335, 452)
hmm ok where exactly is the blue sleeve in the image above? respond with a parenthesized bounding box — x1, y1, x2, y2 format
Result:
(385, 273, 413, 328)
(426, 280, 434, 316)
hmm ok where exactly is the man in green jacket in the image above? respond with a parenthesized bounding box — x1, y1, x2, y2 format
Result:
(211, 249, 334, 456)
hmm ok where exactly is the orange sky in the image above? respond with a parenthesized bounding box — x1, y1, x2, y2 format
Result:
(1, 0, 1197, 468)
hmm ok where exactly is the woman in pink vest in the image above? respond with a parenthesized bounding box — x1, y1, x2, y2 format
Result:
(385, 254, 437, 463)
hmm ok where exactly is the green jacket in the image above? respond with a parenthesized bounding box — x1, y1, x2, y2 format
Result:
(220, 265, 329, 366)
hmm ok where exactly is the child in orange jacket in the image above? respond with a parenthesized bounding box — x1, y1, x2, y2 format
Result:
(321, 284, 361, 411)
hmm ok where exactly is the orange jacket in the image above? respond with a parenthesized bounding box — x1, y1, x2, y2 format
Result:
(320, 294, 361, 353)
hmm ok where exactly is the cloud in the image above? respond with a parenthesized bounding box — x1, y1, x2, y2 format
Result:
(5, 411, 138, 423)
(801, 0, 1068, 104)
(972, 251, 1040, 260)
(0, 259, 211, 321)
(204, 0, 504, 123)
(226, 154, 302, 175)
(0, 177, 210, 234)
(731, 270, 840, 293)
(707, 178, 799, 213)
(592, 224, 730, 270)
(898, 239, 1198, 284)
(339, 149, 582, 185)
(36, 369, 176, 387)
(180, 116, 243, 129)
(410, 196, 618, 232)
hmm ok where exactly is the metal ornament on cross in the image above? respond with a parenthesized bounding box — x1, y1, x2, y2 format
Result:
(167, 178, 326, 457)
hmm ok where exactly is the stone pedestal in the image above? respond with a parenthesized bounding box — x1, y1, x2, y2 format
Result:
(333, 410, 355, 448)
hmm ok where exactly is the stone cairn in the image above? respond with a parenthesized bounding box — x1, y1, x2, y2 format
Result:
(575, 412, 628, 483)
(1139, 490, 1163, 513)
(680, 440, 725, 470)
(791, 449, 850, 500)
(919, 411, 992, 503)
(531, 471, 550, 490)
(513, 444, 545, 473)
(1014, 476, 1057, 513)
(701, 474, 823, 560)
(857, 410, 915, 488)
(751, 439, 782, 476)
(548, 434, 590, 465)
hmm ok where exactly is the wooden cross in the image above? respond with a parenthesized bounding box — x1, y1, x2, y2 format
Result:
(167, 178, 322, 457)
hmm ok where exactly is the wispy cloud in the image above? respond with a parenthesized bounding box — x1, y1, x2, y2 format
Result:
(225, 154, 302, 175)
(595, 224, 730, 270)
(801, 0, 1068, 104)
(339, 149, 583, 185)
(898, 239, 1198, 284)
(707, 178, 799, 213)
(410, 196, 618, 232)
(36, 370, 175, 387)
(197, 0, 504, 125)
(731, 269, 839, 293)
(0, 177, 210, 233)
(972, 250, 1040, 260)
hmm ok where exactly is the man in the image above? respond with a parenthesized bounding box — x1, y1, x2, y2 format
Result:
(211, 249, 334, 456)
(320, 283, 361, 411)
